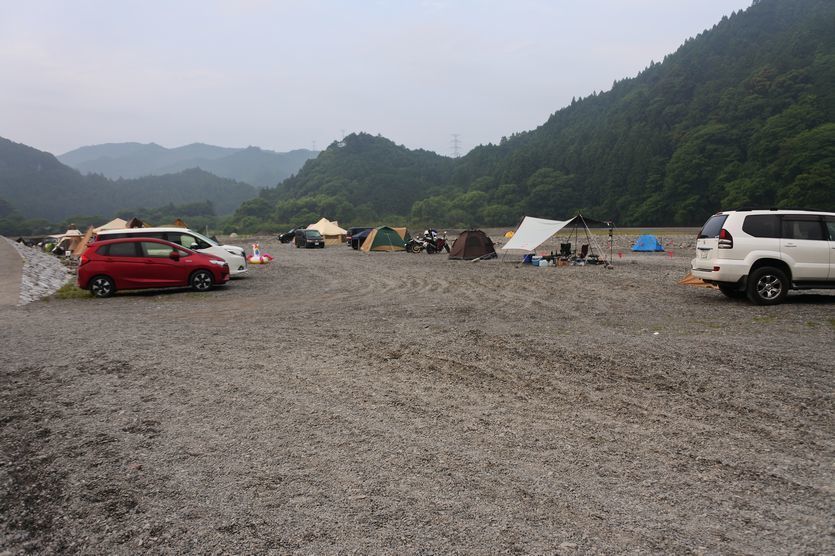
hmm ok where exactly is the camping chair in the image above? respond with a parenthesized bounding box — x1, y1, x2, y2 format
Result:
(560, 243, 571, 257)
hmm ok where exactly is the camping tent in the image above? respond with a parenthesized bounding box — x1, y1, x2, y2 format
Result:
(360, 226, 406, 252)
(94, 218, 128, 233)
(632, 235, 665, 252)
(501, 216, 570, 252)
(71, 226, 95, 257)
(125, 217, 150, 228)
(53, 227, 84, 254)
(449, 230, 497, 260)
(391, 227, 412, 242)
(307, 217, 348, 246)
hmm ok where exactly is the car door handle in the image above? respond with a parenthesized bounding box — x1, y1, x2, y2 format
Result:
(784, 243, 797, 247)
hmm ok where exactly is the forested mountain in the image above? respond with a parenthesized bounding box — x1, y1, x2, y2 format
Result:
(233, 0, 835, 230)
(0, 137, 258, 221)
(234, 133, 455, 229)
(59, 142, 318, 188)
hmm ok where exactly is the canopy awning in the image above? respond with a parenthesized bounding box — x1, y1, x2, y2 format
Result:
(500, 216, 570, 252)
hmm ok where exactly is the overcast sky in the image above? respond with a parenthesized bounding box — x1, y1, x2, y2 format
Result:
(2, 0, 753, 157)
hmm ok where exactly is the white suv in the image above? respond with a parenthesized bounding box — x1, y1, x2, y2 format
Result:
(94, 227, 248, 276)
(692, 209, 835, 305)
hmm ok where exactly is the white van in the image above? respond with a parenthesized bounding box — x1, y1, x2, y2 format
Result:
(94, 227, 248, 276)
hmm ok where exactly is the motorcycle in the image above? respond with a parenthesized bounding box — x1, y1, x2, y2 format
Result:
(406, 232, 450, 254)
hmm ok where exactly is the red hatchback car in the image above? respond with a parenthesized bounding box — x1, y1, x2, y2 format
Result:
(78, 237, 230, 298)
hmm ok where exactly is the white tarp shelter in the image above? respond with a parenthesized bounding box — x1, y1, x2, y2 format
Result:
(501, 216, 570, 252)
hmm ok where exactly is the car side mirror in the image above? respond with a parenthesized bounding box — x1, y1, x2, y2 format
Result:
(169, 250, 180, 261)
(189, 243, 199, 250)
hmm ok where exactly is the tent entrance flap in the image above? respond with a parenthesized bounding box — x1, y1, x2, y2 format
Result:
(501, 216, 569, 252)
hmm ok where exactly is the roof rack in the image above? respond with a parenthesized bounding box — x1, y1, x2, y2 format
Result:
(729, 207, 822, 212)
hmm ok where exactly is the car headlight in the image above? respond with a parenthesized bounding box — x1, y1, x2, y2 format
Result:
(224, 247, 244, 256)
(209, 259, 227, 266)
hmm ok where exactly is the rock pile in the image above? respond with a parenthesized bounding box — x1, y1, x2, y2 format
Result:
(4, 239, 73, 305)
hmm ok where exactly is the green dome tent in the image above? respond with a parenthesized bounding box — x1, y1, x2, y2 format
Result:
(360, 226, 407, 252)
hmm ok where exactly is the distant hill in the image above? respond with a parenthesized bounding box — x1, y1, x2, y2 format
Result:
(59, 142, 318, 188)
(233, 0, 835, 230)
(235, 133, 456, 228)
(0, 137, 258, 221)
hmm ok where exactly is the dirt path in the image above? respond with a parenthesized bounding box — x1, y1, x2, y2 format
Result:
(0, 238, 23, 306)
(1, 236, 833, 553)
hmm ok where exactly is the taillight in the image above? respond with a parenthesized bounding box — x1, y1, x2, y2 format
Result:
(79, 255, 89, 266)
(718, 228, 733, 249)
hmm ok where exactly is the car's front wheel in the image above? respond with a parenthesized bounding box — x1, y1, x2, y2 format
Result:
(89, 275, 116, 298)
(190, 270, 214, 292)
(746, 266, 789, 305)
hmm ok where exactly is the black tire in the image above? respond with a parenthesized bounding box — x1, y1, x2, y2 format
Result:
(426, 244, 437, 254)
(407, 242, 422, 254)
(190, 270, 214, 292)
(89, 275, 116, 298)
(718, 284, 746, 299)
(746, 266, 789, 305)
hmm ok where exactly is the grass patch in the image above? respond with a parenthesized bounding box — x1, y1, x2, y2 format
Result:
(828, 318, 835, 330)
(805, 321, 819, 328)
(53, 282, 91, 300)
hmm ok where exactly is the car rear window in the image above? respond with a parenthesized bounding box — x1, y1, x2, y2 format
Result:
(742, 214, 780, 238)
(698, 214, 728, 238)
(782, 217, 825, 241)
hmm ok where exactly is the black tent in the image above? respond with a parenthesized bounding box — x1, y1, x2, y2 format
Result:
(449, 230, 497, 260)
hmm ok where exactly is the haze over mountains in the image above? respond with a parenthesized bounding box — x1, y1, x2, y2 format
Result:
(0, 137, 258, 221)
(2, 0, 833, 235)
(234, 0, 834, 230)
(59, 142, 318, 188)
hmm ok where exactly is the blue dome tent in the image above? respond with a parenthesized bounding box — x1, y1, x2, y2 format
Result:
(632, 234, 665, 252)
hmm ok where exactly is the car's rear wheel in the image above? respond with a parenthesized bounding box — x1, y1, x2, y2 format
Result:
(746, 266, 788, 305)
(89, 275, 115, 298)
(190, 270, 214, 292)
(718, 284, 745, 299)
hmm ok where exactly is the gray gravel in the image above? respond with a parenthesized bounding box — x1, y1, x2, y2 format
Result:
(1, 233, 833, 554)
(4, 238, 73, 305)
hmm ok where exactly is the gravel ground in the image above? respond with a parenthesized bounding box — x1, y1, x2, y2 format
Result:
(3, 238, 73, 305)
(1, 233, 833, 554)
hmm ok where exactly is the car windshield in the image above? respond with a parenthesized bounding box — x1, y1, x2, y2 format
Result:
(188, 230, 219, 246)
(306, 230, 322, 238)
